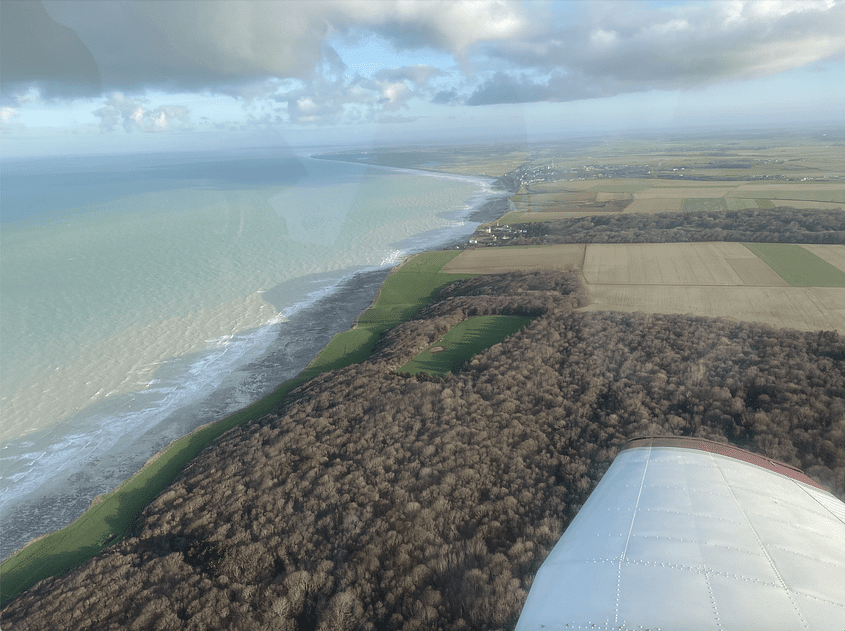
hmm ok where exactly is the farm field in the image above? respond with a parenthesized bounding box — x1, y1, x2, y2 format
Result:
(507, 179, 844, 218)
(444, 243, 844, 333)
(580, 286, 844, 333)
(802, 244, 845, 272)
(727, 182, 845, 200)
(499, 210, 605, 222)
(742, 243, 845, 287)
(623, 198, 682, 213)
(441, 244, 585, 274)
(582, 243, 788, 286)
(581, 243, 844, 332)
(766, 200, 843, 210)
(398, 315, 532, 377)
(636, 187, 735, 198)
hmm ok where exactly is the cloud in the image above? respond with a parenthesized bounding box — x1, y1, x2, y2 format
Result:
(0, 1, 101, 101)
(364, 0, 526, 52)
(372, 65, 443, 86)
(470, 0, 845, 104)
(27, 0, 523, 98)
(6, 0, 844, 129)
(432, 89, 460, 104)
(0, 107, 19, 124)
(367, 65, 444, 110)
(279, 71, 378, 126)
(466, 72, 550, 105)
(377, 114, 420, 124)
(93, 93, 191, 132)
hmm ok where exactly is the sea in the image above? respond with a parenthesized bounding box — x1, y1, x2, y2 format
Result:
(0, 148, 504, 559)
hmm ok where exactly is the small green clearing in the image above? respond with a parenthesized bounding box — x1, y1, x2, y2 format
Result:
(682, 198, 728, 213)
(309, 251, 473, 372)
(756, 198, 776, 209)
(743, 243, 845, 287)
(399, 315, 533, 377)
(0, 249, 473, 607)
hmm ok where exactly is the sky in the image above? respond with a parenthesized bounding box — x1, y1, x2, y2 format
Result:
(1, 0, 844, 157)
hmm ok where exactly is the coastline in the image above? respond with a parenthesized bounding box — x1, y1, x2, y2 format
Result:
(0, 161, 513, 568)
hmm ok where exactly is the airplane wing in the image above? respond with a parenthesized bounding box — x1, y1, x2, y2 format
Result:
(515, 436, 845, 630)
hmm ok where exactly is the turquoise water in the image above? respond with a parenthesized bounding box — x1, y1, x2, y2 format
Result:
(0, 151, 496, 557)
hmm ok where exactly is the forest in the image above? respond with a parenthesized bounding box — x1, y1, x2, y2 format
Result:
(4, 269, 843, 631)
(498, 207, 845, 245)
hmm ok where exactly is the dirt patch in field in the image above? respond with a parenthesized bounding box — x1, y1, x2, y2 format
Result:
(429, 345, 445, 353)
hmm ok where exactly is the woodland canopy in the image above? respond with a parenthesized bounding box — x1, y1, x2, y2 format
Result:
(503, 207, 845, 245)
(4, 269, 843, 631)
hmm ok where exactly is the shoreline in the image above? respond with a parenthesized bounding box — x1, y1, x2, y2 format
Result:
(0, 162, 514, 567)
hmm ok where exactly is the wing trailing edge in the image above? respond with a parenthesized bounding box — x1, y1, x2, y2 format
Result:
(515, 436, 845, 630)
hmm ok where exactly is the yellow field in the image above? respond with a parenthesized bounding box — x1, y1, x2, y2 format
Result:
(582, 243, 788, 286)
(580, 286, 844, 333)
(441, 245, 586, 274)
(802, 244, 845, 272)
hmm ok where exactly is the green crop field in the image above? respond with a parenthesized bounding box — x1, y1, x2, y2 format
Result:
(682, 198, 729, 213)
(743, 243, 845, 287)
(0, 249, 474, 608)
(725, 197, 760, 211)
(399, 315, 533, 377)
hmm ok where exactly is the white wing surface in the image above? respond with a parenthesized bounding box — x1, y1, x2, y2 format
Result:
(515, 437, 845, 630)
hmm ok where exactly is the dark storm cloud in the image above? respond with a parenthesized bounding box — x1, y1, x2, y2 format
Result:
(466, 70, 621, 105)
(0, 1, 101, 101)
(9, 0, 522, 100)
(432, 90, 459, 104)
(5, 0, 843, 123)
(466, 72, 549, 105)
